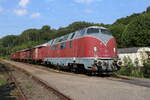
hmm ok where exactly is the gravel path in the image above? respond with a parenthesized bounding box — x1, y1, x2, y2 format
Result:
(2, 60, 150, 100)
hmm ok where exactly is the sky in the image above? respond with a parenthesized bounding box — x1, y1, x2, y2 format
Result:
(0, 0, 150, 38)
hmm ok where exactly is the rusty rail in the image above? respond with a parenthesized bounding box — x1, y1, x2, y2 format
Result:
(2, 61, 71, 100)
(1, 64, 27, 100)
(111, 75, 131, 80)
(8, 71, 27, 100)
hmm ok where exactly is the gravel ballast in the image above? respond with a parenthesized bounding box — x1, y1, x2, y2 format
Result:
(2, 60, 150, 100)
(11, 66, 61, 100)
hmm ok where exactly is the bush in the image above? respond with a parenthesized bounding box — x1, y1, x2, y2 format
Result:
(0, 78, 7, 86)
(116, 56, 143, 78)
(143, 62, 150, 78)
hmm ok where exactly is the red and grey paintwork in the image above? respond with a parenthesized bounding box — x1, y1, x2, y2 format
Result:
(44, 26, 120, 73)
(10, 26, 121, 74)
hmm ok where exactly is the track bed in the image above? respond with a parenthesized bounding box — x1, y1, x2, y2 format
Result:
(1, 59, 150, 100)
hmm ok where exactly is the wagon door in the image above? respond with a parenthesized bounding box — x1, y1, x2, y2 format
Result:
(35, 48, 38, 59)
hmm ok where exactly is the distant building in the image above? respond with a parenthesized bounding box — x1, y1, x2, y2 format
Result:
(118, 47, 150, 66)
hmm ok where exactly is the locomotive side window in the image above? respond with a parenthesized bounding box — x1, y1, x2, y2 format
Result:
(87, 28, 99, 34)
(80, 29, 86, 35)
(51, 45, 58, 50)
(101, 29, 112, 35)
(51, 40, 54, 45)
(62, 35, 69, 41)
(56, 35, 69, 43)
(78, 29, 85, 37)
(70, 32, 75, 39)
(48, 41, 51, 45)
(60, 42, 66, 49)
(69, 41, 72, 48)
(54, 38, 60, 44)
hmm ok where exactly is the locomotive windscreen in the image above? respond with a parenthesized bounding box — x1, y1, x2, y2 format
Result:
(87, 28, 112, 35)
(101, 29, 112, 35)
(87, 28, 99, 34)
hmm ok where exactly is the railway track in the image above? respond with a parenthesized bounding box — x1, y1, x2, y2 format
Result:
(1, 59, 150, 100)
(0, 63, 27, 100)
(14, 61, 150, 88)
(1, 60, 71, 100)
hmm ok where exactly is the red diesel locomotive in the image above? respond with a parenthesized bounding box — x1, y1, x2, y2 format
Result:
(11, 26, 121, 74)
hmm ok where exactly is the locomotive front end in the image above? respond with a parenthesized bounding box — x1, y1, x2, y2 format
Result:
(84, 26, 121, 74)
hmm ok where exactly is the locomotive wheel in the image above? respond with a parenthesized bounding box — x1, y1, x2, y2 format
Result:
(86, 70, 93, 76)
(69, 64, 77, 73)
(73, 64, 79, 73)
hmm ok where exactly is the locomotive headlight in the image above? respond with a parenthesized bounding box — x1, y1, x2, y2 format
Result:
(94, 47, 98, 59)
(93, 47, 97, 52)
(113, 48, 116, 52)
(73, 57, 76, 61)
(73, 57, 76, 63)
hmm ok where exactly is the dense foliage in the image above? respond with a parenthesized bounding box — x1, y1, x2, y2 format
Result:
(0, 7, 150, 57)
(0, 22, 106, 57)
(109, 11, 150, 47)
(116, 57, 150, 78)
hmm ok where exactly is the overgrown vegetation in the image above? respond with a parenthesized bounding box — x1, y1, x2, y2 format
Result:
(143, 61, 150, 78)
(0, 78, 7, 86)
(116, 56, 150, 78)
(0, 7, 150, 57)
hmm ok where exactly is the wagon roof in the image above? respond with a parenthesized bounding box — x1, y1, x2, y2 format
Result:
(33, 43, 48, 48)
(15, 43, 48, 53)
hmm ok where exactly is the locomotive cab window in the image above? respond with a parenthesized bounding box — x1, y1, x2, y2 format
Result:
(101, 29, 112, 35)
(60, 42, 66, 49)
(69, 41, 72, 48)
(79, 29, 86, 36)
(87, 28, 99, 34)
(51, 45, 58, 50)
(70, 32, 75, 39)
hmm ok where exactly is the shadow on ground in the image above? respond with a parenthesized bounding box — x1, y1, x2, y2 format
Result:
(0, 63, 17, 100)
(0, 83, 17, 100)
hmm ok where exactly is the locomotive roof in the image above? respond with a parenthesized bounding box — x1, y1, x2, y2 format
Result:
(16, 48, 30, 52)
(48, 26, 108, 46)
(87, 26, 107, 29)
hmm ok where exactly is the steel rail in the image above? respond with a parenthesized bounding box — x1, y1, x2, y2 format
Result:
(2, 61, 71, 100)
(1, 64, 27, 100)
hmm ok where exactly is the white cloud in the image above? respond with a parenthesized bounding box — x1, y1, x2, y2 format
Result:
(31, 12, 41, 18)
(84, 9, 93, 14)
(19, 0, 30, 7)
(74, 0, 102, 4)
(14, 9, 27, 16)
